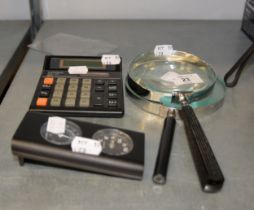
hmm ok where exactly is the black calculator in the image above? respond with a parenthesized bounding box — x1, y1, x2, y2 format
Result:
(29, 56, 124, 117)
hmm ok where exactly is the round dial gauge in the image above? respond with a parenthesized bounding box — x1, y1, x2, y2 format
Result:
(92, 129, 134, 156)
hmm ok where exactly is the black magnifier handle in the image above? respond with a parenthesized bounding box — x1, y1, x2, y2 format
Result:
(179, 98, 224, 193)
(153, 110, 176, 185)
(224, 43, 254, 87)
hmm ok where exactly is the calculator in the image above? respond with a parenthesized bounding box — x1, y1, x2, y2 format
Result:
(29, 56, 124, 117)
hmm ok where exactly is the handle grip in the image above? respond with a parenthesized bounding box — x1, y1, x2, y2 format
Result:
(224, 43, 254, 87)
(153, 113, 176, 184)
(179, 105, 224, 192)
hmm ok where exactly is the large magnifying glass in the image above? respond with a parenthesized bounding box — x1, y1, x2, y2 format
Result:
(126, 50, 225, 192)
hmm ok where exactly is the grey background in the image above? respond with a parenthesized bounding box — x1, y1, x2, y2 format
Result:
(0, 20, 253, 210)
(0, 21, 29, 75)
(0, 0, 247, 20)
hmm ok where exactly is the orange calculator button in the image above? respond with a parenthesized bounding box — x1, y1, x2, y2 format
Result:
(43, 77, 54, 85)
(36, 98, 48, 106)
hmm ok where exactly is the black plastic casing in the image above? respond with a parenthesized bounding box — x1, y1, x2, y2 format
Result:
(12, 112, 145, 180)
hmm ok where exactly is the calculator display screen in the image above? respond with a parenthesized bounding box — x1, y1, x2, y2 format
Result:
(59, 59, 106, 69)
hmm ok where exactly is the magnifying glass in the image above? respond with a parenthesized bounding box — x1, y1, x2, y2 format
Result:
(126, 50, 225, 192)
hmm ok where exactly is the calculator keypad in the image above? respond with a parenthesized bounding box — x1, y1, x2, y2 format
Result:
(35, 77, 121, 111)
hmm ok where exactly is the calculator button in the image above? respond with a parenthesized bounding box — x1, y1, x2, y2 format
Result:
(67, 91, 77, 98)
(43, 77, 54, 85)
(79, 98, 90, 107)
(69, 78, 79, 84)
(82, 79, 92, 85)
(65, 98, 76, 107)
(108, 92, 117, 99)
(53, 90, 63, 98)
(108, 99, 118, 107)
(68, 84, 78, 91)
(54, 84, 65, 91)
(94, 95, 104, 106)
(95, 85, 104, 92)
(81, 84, 91, 91)
(50, 97, 61, 107)
(39, 90, 50, 97)
(108, 85, 117, 92)
(108, 79, 117, 85)
(80, 91, 90, 98)
(36, 98, 48, 106)
(41, 84, 51, 90)
(95, 79, 105, 85)
(56, 78, 66, 84)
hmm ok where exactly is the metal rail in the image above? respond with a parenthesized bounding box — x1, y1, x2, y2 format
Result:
(0, 0, 43, 103)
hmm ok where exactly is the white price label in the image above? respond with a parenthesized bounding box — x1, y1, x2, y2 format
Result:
(46, 116, 66, 134)
(174, 74, 204, 85)
(101, 54, 121, 65)
(71, 136, 102, 156)
(154, 45, 174, 56)
(68, 66, 88, 74)
(161, 72, 204, 85)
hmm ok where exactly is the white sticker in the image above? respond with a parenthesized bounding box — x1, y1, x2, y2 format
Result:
(101, 54, 121, 65)
(174, 74, 204, 85)
(154, 45, 175, 56)
(46, 116, 66, 134)
(71, 136, 102, 156)
(68, 66, 88, 74)
(161, 72, 204, 85)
